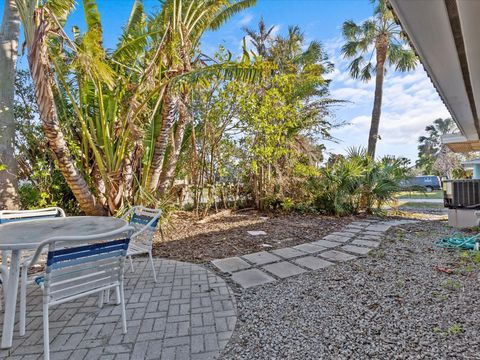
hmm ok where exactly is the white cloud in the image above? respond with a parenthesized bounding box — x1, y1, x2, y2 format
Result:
(330, 87, 371, 104)
(238, 13, 254, 26)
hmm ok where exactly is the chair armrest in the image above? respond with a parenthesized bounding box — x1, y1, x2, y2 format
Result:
(120, 207, 136, 221)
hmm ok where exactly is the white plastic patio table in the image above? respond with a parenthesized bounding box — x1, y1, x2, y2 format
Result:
(0, 216, 128, 349)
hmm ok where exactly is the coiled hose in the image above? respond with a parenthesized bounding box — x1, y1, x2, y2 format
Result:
(435, 234, 480, 251)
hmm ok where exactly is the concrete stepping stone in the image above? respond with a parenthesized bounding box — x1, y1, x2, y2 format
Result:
(263, 261, 306, 279)
(362, 231, 383, 236)
(323, 234, 350, 243)
(293, 256, 334, 270)
(352, 239, 380, 248)
(312, 239, 341, 248)
(366, 224, 390, 232)
(319, 250, 357, 262)
(242, 251, 281, 265)
(341, 245, 372, 255)
(330, 232, 354, 238)
(247, 230, 267, 236)
(360, 234, 382, 241)
(344, 227, 362, 234)
(293, 243, 326, 254)
(271, 247, 306, 259)
(231, 269, 276, 288)
(212, 257, 251, 273)
(351, 221, 371, 226)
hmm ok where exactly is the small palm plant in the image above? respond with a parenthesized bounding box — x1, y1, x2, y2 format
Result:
(341, 0, 417, 158)
(314, 147, 409, 215)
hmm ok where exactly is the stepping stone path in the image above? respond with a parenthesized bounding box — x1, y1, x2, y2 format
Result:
(211, 219, 417, 288)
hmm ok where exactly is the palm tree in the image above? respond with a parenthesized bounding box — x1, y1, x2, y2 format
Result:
(417, 118, 456, 174)
(341, 0, 417, 157)
(146, 0, 258, 192)
(243, 17, 275, 57)
(14, 0, 264, 213)
(15, 0, 107, 215)
(0, 0, 21, 210)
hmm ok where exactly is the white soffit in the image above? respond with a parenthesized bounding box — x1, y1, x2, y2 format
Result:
(457, 0, 480, 138)
(441, 133, 480, 153)
(390, 0, 478, 141)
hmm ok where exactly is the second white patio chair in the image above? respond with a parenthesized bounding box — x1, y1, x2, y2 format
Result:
(121, 206, 162, 282)
(0, 207, 66, 224)
(19, 226, 134, 360)
(0, 207, 66, 317)
(0, 207, 66, 266)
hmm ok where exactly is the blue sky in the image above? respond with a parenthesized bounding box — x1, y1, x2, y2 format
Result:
(12, 0, 451, 162)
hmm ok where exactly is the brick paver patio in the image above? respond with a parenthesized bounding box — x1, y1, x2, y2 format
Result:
(0, 259, 237, 360)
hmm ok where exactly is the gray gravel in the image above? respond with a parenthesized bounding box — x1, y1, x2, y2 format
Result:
(220, 221, 480, 360)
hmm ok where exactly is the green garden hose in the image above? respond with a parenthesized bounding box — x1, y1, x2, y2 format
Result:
(435, 234, 480, 251)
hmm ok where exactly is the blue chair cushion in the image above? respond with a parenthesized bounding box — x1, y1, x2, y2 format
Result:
(130, 213, 159, 228)
(35, 276, 44, 286)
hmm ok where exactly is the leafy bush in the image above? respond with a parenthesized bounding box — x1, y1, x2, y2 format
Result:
(312, 148, 409, 215)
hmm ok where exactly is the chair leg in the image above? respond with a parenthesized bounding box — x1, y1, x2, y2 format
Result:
(119, 283, 127, 334)
(115, 286, 121, 305)
(98, 291, 104, 308)
(43, 301, 50, 360)
(148, 251, 157, 283)
(105, 289, 110, 303)
(1, 250, 9, 268)
(129, 256, 134, 273)
(19, 266, 27, 336)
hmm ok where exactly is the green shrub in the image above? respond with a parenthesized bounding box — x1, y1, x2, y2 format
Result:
(18, 168, 80, 215)
(280, 197, 295, 212)
(312, 148, 409, 216)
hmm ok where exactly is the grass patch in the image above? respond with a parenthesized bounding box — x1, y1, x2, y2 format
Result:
(433, 324, 464, 336)
(397, 201, 444, 210)
(396, 190, 443, 199)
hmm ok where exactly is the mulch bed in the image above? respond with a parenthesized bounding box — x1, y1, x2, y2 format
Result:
(152, 209, 360, 263)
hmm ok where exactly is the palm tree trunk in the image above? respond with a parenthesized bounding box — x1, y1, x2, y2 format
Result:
(367, 36, 388, 158)
(0, 0, 20, 210)
(124, 144, 142, 200)
(27, 18, 106, 215)
(158, 92, 190, 195)
(147, 90, 178, 191)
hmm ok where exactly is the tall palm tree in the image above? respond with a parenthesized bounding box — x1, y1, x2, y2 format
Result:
(15, 0, 107, 215)
(341, 0, 416, 157)
(0, 0, 21, 209)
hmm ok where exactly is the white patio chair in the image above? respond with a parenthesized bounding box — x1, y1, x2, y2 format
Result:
(121, 206, 162, 282)
(19, 226, 134, 360)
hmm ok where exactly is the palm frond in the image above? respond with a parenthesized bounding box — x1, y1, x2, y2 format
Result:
(170, 60, 274, 91)
(342, 20, 361, 40)
(124, 0, 145, 36)
(45, 0, 76, 25)
(209, 0, 256, 30)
